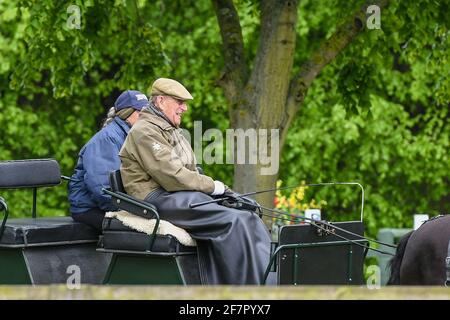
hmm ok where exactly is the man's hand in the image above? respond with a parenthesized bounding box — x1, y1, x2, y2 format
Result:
(223, 188, 241, 200)
(211, 180, 226, 195)
(220, 188, 262, 214)
(220, 188, 242, 208)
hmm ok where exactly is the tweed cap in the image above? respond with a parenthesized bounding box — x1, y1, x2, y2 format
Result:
(149, 78, 193, 101)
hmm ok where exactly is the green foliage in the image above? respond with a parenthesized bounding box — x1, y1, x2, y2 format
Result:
(10, 0, 166, 97)
(278, 0, 449, 237)
(0, 0, 448, 243)
(0, 0, 166, 217)
(282, 68, 449, 237)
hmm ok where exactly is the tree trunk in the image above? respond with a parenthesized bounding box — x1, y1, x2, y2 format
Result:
(213, 0, 388, 229)
(231, 0, 299, 228)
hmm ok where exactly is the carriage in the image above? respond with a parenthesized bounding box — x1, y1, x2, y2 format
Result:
(0, 159, 368, 285)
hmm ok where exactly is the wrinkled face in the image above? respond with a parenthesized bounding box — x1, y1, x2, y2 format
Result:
(158, 96, 188, 126)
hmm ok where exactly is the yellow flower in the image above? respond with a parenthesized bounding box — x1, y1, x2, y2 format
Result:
(295, 185, 307, 201)
(289, 196, 296, 208)
(275, 179, 327, 225)
(276, 180, 282, 188)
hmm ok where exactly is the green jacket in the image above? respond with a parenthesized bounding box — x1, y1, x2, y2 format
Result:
(119, 109, 215, 200)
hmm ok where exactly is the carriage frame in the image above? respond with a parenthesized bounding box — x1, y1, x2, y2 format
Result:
(0, 159, 367, 285)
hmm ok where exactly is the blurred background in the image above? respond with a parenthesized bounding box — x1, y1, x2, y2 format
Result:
(0, 0, 448, 240)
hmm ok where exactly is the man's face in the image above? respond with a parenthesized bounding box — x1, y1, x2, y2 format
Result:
(159, 96, 188, 126)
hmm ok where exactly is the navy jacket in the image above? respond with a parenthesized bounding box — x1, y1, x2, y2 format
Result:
(68, 117, 130, 214)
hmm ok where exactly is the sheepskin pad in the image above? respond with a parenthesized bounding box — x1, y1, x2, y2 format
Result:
(105, 211, 196, 247)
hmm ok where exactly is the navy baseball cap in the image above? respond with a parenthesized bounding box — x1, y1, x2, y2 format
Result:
(114, 90, 149, 111)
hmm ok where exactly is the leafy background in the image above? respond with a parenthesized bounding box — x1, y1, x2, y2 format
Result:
(0, 0, 448, 241)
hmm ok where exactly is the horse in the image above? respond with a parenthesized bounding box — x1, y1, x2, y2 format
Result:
(387, 214, 450, 285)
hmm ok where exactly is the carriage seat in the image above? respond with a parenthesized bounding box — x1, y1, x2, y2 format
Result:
(101, 216, 195, 253)
(0, 217, 99, 247)
(100, 170, 196, 254)
(0, 159, 100, 247)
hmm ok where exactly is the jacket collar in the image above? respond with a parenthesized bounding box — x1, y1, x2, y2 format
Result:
(140, 108, 174, 131)
(113, 117, 131, 135)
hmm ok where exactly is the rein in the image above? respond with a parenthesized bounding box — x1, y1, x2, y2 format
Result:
(257, 205, 395, 256)
(190, 183, 396, 256)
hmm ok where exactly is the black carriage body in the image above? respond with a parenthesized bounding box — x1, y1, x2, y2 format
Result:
(275, 222, 367, 285)
(0, 160, 199, 285)
(0, 159, 368, 286)
(0, 158, 112, 284)
(0, 217, 112, 284)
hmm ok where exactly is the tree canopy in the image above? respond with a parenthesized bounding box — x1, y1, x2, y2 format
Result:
(0, 0, 448, 236)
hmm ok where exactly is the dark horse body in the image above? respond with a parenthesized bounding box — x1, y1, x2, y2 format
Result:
(388, 215, 450, 285)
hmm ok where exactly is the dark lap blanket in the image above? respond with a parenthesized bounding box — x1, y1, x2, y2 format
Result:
(145, 189, 271, 285)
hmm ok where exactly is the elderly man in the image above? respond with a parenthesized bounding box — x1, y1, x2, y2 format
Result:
(119, 78, 271, 284)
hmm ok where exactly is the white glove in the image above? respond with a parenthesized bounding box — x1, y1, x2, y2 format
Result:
(211, 180, 226, 196)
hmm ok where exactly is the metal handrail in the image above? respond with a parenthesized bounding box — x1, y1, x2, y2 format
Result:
(303, 182, 365, 222)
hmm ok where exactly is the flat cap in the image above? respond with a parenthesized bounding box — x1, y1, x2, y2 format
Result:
(149, 78, 193, 101)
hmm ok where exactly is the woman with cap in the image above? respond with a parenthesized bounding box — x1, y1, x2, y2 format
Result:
(119, 78, 271, 284)
(68, 90, 149, 232)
